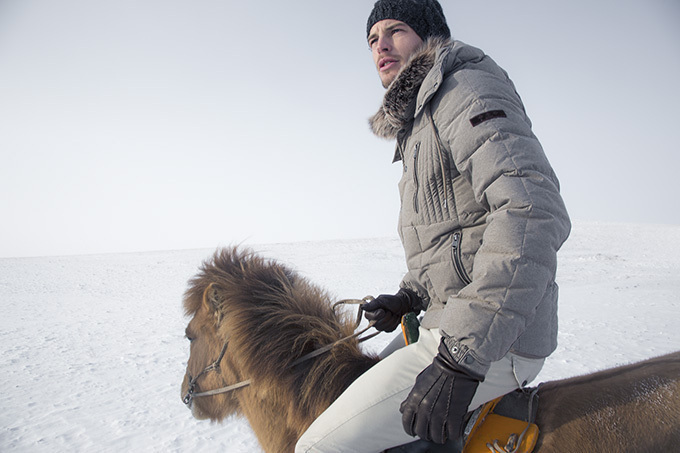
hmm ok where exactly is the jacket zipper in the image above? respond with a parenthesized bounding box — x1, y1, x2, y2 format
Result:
(412, 143, 420, 213)
(451, 231, 472, 285)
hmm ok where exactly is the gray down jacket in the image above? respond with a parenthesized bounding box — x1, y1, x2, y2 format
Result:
(369, 37, 571, 378)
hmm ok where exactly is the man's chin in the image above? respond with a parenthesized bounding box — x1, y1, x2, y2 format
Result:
(380, 74, 396, 89)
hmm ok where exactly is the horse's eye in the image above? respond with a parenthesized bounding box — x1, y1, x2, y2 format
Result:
(185, 328, 195, 342)
(185, 334, 194, 342)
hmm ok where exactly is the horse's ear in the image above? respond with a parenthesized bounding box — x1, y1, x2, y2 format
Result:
(202, 283, 222, 313)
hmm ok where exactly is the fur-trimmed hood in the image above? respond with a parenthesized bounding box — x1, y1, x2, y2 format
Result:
(369, 37, 452, 139)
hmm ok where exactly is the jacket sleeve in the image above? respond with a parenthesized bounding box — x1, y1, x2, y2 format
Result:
(434, 62, 571, 377)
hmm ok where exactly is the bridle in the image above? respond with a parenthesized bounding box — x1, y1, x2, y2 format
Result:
(182, 296, 377, 407)
(182, 337, 251, 406)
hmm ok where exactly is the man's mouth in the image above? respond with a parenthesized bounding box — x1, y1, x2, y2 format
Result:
(379, 58, 399, 71)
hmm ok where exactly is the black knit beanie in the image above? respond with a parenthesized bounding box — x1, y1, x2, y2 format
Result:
(366, 0, 451, 40)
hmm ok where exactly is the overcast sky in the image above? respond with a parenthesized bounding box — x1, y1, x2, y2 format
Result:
(1, 0, 679, 258)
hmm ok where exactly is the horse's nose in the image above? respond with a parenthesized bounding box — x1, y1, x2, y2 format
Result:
(181, 374, 193, 407)
(182, 391, 193, 407)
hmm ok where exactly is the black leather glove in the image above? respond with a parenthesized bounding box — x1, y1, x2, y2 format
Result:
(400, 339, 482, 444)
(363, 288, 421, 332)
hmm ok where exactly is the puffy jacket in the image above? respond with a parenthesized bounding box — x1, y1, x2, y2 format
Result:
(369, 37, 571, 378)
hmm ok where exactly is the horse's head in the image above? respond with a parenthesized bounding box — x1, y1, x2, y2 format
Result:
(181, 281, 242, 421)
(180, 247, 301, 422)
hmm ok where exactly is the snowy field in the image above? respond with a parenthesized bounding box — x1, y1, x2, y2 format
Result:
(1, 221, 679, 452)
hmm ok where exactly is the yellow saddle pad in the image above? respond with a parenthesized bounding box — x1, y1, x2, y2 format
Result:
(463, 397, 538, 453)
(464, 412, 538, 452)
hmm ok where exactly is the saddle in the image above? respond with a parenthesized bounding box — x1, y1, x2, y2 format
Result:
(387, 314, 540, 453)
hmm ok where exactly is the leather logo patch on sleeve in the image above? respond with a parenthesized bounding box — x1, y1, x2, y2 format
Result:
(469, 110, 507, 127)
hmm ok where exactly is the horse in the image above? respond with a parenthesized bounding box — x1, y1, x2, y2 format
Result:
(180, 247, 680, 453)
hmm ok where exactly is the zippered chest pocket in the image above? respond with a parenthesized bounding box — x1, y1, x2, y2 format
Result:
(399, 141, 421, 215)
(412, 143, 420, 213)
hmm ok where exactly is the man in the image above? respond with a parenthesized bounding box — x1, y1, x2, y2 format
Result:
(295, 1, 570, 451)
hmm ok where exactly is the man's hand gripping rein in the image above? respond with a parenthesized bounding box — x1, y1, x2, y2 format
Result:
(362, 288, 421, 332)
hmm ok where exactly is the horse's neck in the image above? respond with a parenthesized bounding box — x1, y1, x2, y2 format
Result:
(238, 386, 312, 453)
(237, 352, 379, 453)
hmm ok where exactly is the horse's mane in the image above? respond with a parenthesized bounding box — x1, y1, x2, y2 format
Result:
(183, 247, 378, 419)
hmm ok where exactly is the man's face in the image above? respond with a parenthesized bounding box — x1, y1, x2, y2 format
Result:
(368, 19, 423, 88)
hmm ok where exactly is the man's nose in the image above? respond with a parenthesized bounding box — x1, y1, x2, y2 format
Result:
(376, 35, 391, 53)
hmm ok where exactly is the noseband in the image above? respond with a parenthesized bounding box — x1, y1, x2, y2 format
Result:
(182, 296, 377, 407)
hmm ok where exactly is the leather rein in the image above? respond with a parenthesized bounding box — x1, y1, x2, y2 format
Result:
(182, 296, 377, 406)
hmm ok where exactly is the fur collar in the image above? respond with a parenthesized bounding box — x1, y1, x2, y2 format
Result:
(369, 37, 451, 139)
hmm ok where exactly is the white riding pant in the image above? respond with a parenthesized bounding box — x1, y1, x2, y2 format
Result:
(295, 327, 544, 453)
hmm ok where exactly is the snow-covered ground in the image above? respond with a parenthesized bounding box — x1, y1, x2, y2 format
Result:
(1, 221, 679, 452)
